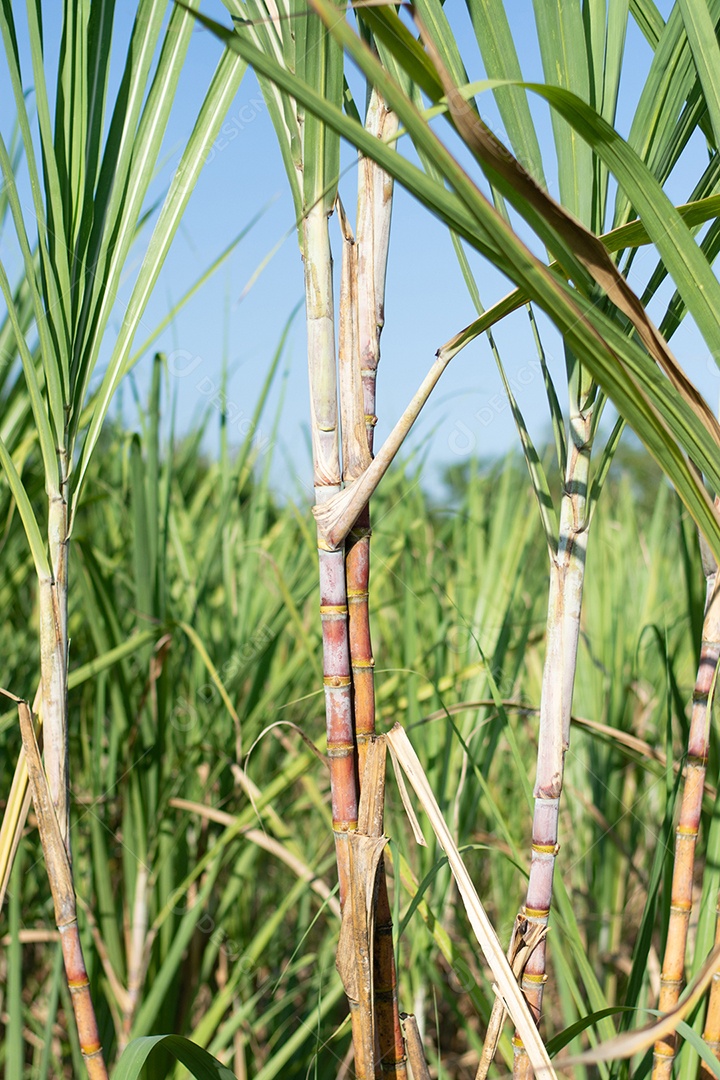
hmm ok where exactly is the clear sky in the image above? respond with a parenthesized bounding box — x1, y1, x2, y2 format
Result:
(2, 1, 716, 502)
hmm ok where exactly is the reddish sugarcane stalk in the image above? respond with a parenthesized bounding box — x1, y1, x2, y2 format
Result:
(304, 200, 359, 908)
(654, 542, 720, 1078)
(341, 93, 407, 1079)
(512, 405, 594, 1080)
(304, 198, 376, 1075)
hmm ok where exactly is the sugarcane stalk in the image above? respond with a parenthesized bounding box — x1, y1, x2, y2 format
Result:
(340, 93, 407, 1080)
(512, 403, 594, 1080)
(654, 575, 720, 1077)
(477, 916, 546, 1080)
(41, 475, 70, 848)
(314, 337, 458, 549)
(304, 196, 380, 1076)
(349, 90, 396, 780)
(337, 738, 390, 1079)
(17, 699, 109, 1079)
(304, 199, 359, 907)
(400, 1014, 432, 1080)
(657, 538, 720, 1078)
(31, 461, 109, 1076)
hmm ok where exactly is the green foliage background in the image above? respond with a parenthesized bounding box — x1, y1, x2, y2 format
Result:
(0, 366, 707, 1077)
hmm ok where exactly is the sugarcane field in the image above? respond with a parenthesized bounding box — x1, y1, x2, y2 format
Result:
(5, 2, 720, 1079)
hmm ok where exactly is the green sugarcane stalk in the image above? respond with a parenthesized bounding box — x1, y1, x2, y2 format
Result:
(512, 399, 594, 1080)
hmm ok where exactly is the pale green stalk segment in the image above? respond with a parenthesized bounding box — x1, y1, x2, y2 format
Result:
(304, 202, 340, 488)
(464, 0, 546, 186)
(0, 262, 60, 491)
(512, 387, 594, 1072)
(532, 0, 592, 226)
(678, 0, 720, 147)
(71, 43, 248, 520)
(0, 436, 51, 580)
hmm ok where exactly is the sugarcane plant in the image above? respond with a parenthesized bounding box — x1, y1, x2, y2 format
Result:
(0, 1, 247, 1073)
(7, 0, 720, 1075)
(201, 0, 720, 1075)
(210, 2, 410, 1071)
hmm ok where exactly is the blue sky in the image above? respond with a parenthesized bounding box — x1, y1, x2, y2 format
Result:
(3, 1, 717, 501)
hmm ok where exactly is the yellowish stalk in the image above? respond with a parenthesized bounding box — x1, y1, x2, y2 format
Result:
(41, 485, 69, 848)
(512, 405, 593, 1080)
